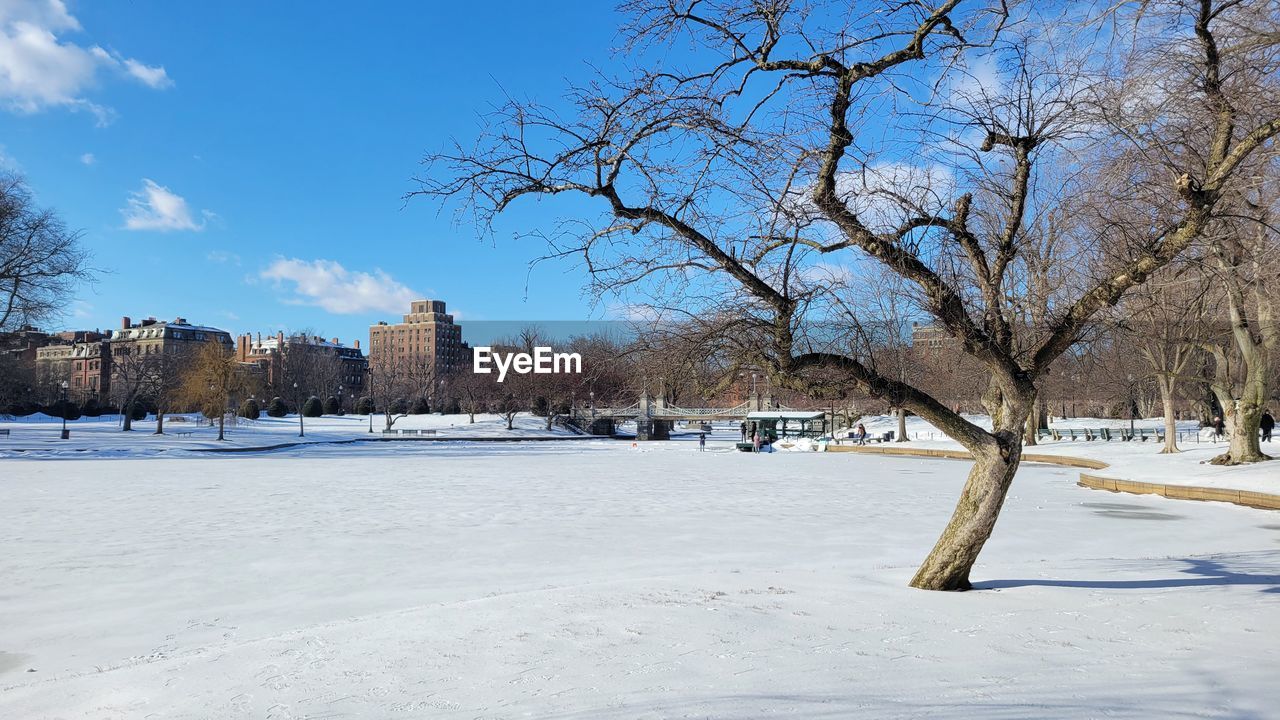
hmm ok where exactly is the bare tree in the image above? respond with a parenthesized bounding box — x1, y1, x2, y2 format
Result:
(275, 339, 340, 437)
(418, 1, 1280, 590)
(1201, 204, 1278, 463)
(366, 354, 415, 432)
(1121, 264, 1213, 452)
(0, 174, 91, 332)
(110, 348, 152, 432)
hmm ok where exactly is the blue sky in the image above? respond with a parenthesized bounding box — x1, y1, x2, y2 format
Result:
(0, 1, 626, 346)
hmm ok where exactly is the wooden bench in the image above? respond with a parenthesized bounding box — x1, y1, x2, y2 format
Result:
(382, 429, 437, 436)
(174, 430, 193, 437)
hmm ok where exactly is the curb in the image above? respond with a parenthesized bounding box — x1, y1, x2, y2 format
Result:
(826, 444, 1280, 511)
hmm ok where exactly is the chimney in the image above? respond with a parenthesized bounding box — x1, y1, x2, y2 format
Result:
(277, 331, 284, 347)
(121, 316, 131, 330)
(354, 339, 360, 350)
(331, 337, 339, 345)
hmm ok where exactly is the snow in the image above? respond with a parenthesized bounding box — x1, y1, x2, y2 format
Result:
(848, 414, 1280, 496)
(0, 412, 581, 458)
(2, 425, 1279, 718)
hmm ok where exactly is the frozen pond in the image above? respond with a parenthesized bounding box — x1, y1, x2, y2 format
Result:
(2, 439, 1278, 718)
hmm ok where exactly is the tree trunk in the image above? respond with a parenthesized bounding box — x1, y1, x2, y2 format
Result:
(895, 407, 908, 442)
(122, 400, 133, 431)
(1023, 391, 1039, 446)
(155, 408, 165, 435)
(910, 437, 1023, 591)
(469, 411, 475, 423)
(912, 386, 1032, 591)
(217, 412, 225, 441)
(1157, 375, 1179, 454)
(1212, 391, 1270, 464)
(298, 409, 305, 437)
(507, 413, 515, 430)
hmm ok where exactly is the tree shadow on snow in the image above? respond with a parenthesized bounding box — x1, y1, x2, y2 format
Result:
(976, 554, 1280, 593)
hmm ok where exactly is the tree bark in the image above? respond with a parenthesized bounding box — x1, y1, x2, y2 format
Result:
(122, 400, 133, 432)
(896, 407, 908, 442)
(910, 435, 1023, 591)
(217, 412, 225, 441)
(1023, 390, 1039, 446)
(910, 385, 1031, 591)
(154, 408, 165, 435)
(1212, 386, 1270, 464)
(1157, 375, 1180, 454)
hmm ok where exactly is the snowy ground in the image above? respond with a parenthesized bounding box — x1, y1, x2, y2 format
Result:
(0, 412, 581, 457)
(850, 414, 1279, 495)
(2, 428, 1279, 718)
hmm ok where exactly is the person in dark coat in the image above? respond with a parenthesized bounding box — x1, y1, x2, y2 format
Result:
(1211, 415, 1225, 440)
(740, 421, 748, 442)
(1261, 411, 1275, 442)
(698, 433, 707, 451)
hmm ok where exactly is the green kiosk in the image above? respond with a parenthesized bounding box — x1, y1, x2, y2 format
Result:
(737, 410, 827, 451)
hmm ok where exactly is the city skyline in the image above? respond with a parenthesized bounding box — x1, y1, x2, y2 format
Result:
(0, 2, 632, 345)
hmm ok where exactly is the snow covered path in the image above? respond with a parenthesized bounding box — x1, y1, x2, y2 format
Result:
(2, 440, 1278, 718)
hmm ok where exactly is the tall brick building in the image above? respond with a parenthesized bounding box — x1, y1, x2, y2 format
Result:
(368, 300, 469, 375)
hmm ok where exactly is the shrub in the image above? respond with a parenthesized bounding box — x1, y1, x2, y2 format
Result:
(410, 396, 430, 415)
(302, 396, 323, 417)
(239, 398, 261, 420)
(81, 397, 102, 417)
(389, 398, 408, 415)
(128, 402, 148, 421)
(49, 399, 81, 421)
(355, 396, 375, 415)
(267, 397, 288, 418)
(324, 396, 340, 415)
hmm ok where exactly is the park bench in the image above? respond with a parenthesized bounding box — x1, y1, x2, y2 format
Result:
(165, 416, 189, 423)
(382, 429, 437, 437)
(174, 430, 193, 437)
(0, 428, 9, 438)
(1098, 428, 1113, 441)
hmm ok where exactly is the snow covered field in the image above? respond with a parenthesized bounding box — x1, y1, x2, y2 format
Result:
(2, 431, 1279, 718)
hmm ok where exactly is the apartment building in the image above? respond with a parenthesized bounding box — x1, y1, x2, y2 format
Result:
(368, 299, 469, 375)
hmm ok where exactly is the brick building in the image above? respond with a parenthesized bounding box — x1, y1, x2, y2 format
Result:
(235, 332, 367, 395)
(368, 299, 469, 375)
(34, 330, 110, 401)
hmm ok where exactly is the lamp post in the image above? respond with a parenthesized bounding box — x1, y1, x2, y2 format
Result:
(293, 382, 303, 437)
(59, 380, 69, 439)
(337, 384, 343, 416)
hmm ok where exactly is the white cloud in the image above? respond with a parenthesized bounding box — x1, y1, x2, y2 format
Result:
(121, 178, 207, 232)
(0, 0, 171, 119)
(260, 258, 419, 315)
(121, 57, 170, 89)
(79, 151, 93, 165)
(206, 250, 241, 265)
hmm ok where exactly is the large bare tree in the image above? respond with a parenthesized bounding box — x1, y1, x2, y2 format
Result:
(0, 174, 90, 332)
(418, 0, 1280, 590)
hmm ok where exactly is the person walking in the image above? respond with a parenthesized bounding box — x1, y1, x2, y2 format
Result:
(752, 431, 761, 453)
(855, 422, 868, 446)
(698, 432, 706, 451)
(1211, 415, 1225, 440)
(740, 421, 748, 442)
(1261, 410, 1275, 442)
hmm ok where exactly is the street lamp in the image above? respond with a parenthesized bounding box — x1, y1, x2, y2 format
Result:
(337, 384, 344, 416)
(59, 380, 69, 439)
